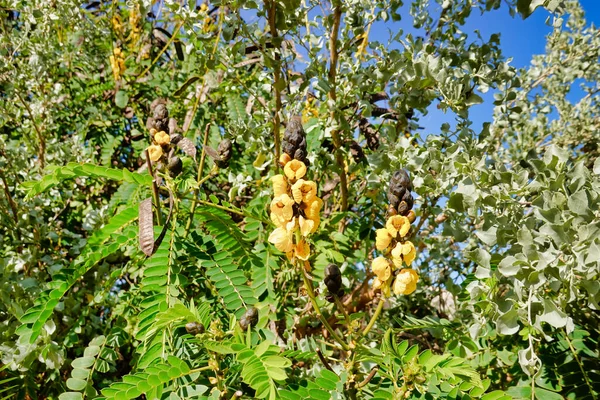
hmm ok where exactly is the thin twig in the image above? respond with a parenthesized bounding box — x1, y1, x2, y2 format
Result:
(145, 150, 163, 226)
(362, 297, 384, 337)
(138, 20, 185, 79)
(15, 91, 45, 169)
(184, 123, 211, 237)
(267, 0, 282, 167)
(301, 267, 350, 351)
(0, 169, 18, 223)
(315, 348, 335, 372)
(327, 3, 348, 216)
(357, 366, 378, 388)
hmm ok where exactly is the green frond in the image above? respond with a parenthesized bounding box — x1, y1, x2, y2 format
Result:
(21, 162, 152, 198)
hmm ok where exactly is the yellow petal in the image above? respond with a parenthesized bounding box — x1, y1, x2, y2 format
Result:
(298, 215, 314, 237)
(393, 269, 419, 295)
(154, 131, 170, 145)
(268, 227, 293, 252)
(295, 240, 310, 260)
(375, 228, 393, 251)
(291, 179, 317, 204)
(386, 215, 411, 238)
(270, 194, 294, 226)
(372, 257, 391, 281)
(284, 159, 307, 181)
(402, 241, 417, 266)
(309, 215, 320, 233)
(286, 217, 297, 232)
(372, 277, 384, 290)
(279, 153, 292, 166)
(304, 197, 323, 220)
(271, 174, 288, 197)
(147, 145, 163, 161)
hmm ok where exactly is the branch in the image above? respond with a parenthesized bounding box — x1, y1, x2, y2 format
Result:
(15, 91, 45, 169)
(267, 0, 282, 168)
(327, 3, 348, 214)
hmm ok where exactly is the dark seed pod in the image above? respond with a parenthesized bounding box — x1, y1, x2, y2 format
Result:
(359, 119, 380, 150)
(283, 116, 307, 161)
(239, 307, 258, 330)
(215, 139, 232, 168)
(388, 169, 413, 215)
(168, 156, 183, 177)
(185, 322, 205, 335)
(170, 134, 183, 144)
(324, 264, 343, 302)
(349, 141, 365, 163)
(152, 103, 169, 120)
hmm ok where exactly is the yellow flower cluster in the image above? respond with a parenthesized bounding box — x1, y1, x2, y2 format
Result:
(127, 3, 142, 44)
(268, 158, 322, 260)
(146, 129, 171, 161)
(372, 215, 419, 296)
(109, 47, 126, 82)
(301, 98, 319, 124)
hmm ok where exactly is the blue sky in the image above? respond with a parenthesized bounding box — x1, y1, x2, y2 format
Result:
(364, 0, 600, 135)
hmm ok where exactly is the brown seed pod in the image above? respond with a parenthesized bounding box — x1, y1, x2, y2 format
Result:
(324, 264, 343, 302)
(167, 156, 183, 177)
(185, 322, 205, 335)
(239, 307, 258, 330)
(215, 139, 232, 168)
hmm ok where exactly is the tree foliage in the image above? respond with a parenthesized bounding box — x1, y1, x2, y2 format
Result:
(1, 0, 599, 399)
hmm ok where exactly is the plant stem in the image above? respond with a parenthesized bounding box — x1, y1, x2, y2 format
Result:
(267, 0, 282, 167)
(362, 297, 384, 337)
(15, 91, 45, 170)
(197, 199, 244, 217)
(0, 169, 18, 223)
(184, 123, 211, 237)
(564, 329, 597, 400)
(334, 294, 350, 328)
(301, 267, 350, 351)
(138, 20, 185, 78)
(327, 3, 348, 214)
(145, 149, 163, 226)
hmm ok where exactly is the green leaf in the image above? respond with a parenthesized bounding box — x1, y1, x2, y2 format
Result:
(115, 90, 129, 108)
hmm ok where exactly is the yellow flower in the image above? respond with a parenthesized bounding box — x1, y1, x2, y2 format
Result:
(372, 277, 384, 290)
(147, 145, 163, 161)
(372, 257, 391, 282)
(284, 159, 307, 181)
(298, 215, 315, 236)
(271, 174, 288, 197)
(154, 131, 170, 145)
(375, 228, 393, 251)
(268, 227, 294, 253)
(279, 153, 292, 166)
(386, 215, 411, 238)
(270, 194, 294, 227)
(391, 241, 417, 267)
(294, 239, 311, 260)
(304, 197, 323, 220)
(393, 269, 419, 295)
(291, 179, 317, 204)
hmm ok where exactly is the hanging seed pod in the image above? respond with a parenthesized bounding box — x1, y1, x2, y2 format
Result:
(170, 133, 183, 145)
(359, 118, 379, 150)
(167, 156, 183, 177)
(349, 141, 365, 163)
(283, 116, 308, 163)
(215, 139, 232, 168)
(324, 264, 344, 302)
(388, 169, 413, 215)
(239, 307, 258, 330)
(185, 322, 205, 335)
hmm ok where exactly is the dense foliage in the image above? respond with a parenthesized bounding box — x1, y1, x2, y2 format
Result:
(1, 0, 599, 399)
